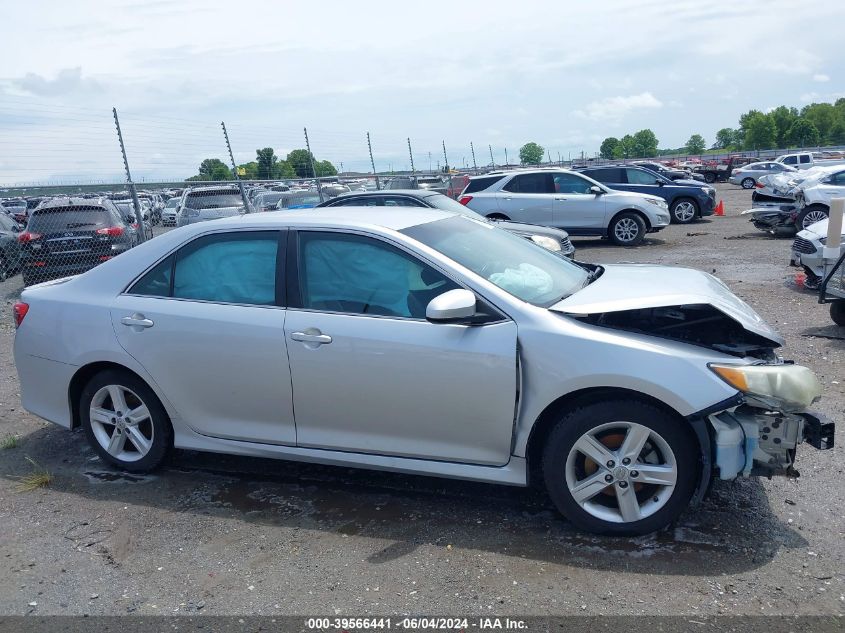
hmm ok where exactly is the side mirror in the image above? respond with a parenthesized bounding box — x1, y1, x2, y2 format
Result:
(127, 215, 136, 223)
(656, 179, 665, 186)
(426, 289, 477, 323)
(589, 185, 604, 195)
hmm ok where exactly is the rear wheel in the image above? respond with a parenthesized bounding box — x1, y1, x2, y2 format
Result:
(797, 205, 829, 230)
(608, 212, 646, 246)
(80, 369, 172, 472)
(741, 177, 756, 189)
(703, 172, 716, 184)
(831, 302, 845, 326)
(542, 400, 699, 535)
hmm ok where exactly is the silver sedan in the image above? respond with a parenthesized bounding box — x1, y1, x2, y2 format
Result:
(728, 161, 796, 189)
(13, 208, 831, 535)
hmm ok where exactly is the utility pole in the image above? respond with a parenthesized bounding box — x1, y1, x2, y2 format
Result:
(442, 140, 453, 197)
(304, 127, 324, 203)
(504, 148, 509, 166)
(489, 144, 495, 169)
(442, 140, 449, 171)
(221, 121, 250, 212)
(112, 107, 146, 242)
(470, 142, 478, 173)
(547, 149, 553, 165)
(367, 132, 380, 190)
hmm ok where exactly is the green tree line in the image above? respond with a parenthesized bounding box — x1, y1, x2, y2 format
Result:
(187, 147, 338, 181)
(598, 98, 845, 159)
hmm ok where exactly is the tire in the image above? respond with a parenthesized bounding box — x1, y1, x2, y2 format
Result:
(670, 198, 698, 224)
(703, 172, 716, 184)
(79, 369, 172, 472)
(542, 400, 699, 536)
(831, 302, 845, 327)
(796, 205, 829, 231)
(741, 177, 756, 189)
(486, 213, 510, 221)
(608, 212, 646, 246)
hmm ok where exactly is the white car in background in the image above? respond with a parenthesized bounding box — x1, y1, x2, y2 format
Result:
(176, 185, 247, 226)
(458, 169, 670, 246)
(161, 197, 180, 226)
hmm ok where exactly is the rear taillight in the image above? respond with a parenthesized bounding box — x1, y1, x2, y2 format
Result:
(17, 231, 41, 243)
(13, 302, 29, 328)
(96, 226, 124, 237)
(458, 195, 473, 206)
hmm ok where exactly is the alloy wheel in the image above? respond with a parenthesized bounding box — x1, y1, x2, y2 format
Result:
(802, 210, 828, 229)
(673, 201, 696, 222)
(614, 218, 640, 243)
(88, 385, 154, 462)
(565, 421, 677, 524)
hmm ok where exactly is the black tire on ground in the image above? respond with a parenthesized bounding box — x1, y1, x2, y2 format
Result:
(703, 172, 716, 184)
(831, 302, 845, 327)
(741, 177, 756, 189)
(669, 197, 699, 224)
(608, 212, 646, 246)
(486, 213, 510, 221)
(542, 400, 699, 536)
(796, 205, 829, 231)
(79, 369, 173, 473)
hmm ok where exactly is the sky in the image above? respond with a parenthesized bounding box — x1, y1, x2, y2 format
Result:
(1, 0, 843, 184)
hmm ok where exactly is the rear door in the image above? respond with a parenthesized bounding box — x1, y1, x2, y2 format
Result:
(551, 172, 608, 231)
(495, 173, 556, 225)
(111, 230, 296, 445)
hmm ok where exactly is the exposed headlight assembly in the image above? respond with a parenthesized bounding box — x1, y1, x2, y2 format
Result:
(709, 363, 822, 412)
(529, 234, 561, 252)
(646, 198, 668, 208)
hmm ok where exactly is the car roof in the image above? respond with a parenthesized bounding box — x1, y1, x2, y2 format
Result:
(333, 189, 436, 199)
(186, 185, 240, 194)
(35, 196, 111, 210)
(196, 207, 455, 232)
(468, 168, 578, 179)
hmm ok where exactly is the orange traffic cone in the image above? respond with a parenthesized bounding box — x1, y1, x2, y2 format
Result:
(714, 200, 724, 216)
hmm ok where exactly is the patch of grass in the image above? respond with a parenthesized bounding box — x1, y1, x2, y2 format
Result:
(15, 456, 52, 492)
(1, 434, 20, 450)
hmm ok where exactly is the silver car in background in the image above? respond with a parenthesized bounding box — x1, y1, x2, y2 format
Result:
(176, 185, 246, 226)
(13, 208, 832, 536)
(728, 161, 796, 189)
(458, 169, 670, 246)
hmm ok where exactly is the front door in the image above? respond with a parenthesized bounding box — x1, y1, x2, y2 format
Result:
(111, 230, 296, 445)
(285, 230, 518, 465)
(551, 172, 607, 232)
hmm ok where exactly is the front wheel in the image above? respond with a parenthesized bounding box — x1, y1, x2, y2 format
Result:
(741, 177, 756, 189)
(670, 198, 698, 224)
(608, 212, 646, 246)
(831, 302, 845, 327)
(80, 369, 172, 472)
(797, 205, 829, 230)
(542, 400, 699, 535)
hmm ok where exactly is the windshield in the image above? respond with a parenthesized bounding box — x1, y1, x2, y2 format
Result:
(424, 193, 487, 220)
(185, 191, 243, 209)
(165, 198, 179, 208)
(402, 215, 589, 305)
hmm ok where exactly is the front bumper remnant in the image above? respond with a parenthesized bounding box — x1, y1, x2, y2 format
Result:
(802, 411, 835, 450)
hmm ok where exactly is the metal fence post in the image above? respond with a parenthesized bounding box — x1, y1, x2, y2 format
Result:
(221, 121, 250, 213)
(112, 107, 146, 242)
(504, 148, 509, 166)
(367, 132, 380, 190)
(442, 140, 453, 198)
(407, 138, 416, 183)
(489, 144, 495, 169)
(470, 142, 478, 174)
(304, 127, 324, 203)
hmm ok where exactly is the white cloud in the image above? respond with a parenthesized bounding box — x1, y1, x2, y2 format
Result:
(573, 92, 663, 123)
(813, 73, 830, 82)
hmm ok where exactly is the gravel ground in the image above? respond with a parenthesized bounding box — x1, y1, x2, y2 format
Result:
(0, 183, 843, 617)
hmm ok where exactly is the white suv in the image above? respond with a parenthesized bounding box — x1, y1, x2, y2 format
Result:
(459, 169, 670, 246)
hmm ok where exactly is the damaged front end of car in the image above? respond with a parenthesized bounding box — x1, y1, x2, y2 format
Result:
(551, 265, 834, 487)
(741, 205, 799, 235)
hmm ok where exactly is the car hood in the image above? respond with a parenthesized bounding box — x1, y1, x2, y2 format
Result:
(604, 190, 666, 204)
(549, 263, 783, 346)
(799, 218, 844, 239)
(495, 220, 569, 239)
(670, 178, 707, 187)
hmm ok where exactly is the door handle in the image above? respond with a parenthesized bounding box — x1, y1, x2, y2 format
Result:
(121, 314, 154, 328)
(290, 331, 332, 345)
(555, 197, 567, 201)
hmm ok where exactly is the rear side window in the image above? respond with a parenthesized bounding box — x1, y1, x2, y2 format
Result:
(129, 231, 280, 305)
(28, 207, 113, 232)
(463, 175, 506, 194)
(799, 155, 811, 164)
(503, 173, 552, 194)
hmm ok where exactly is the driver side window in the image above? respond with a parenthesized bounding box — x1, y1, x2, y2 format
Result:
(297, 232, 459, 319)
